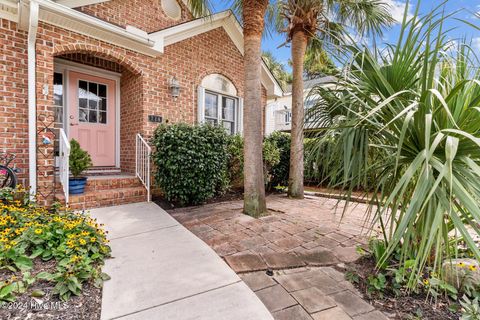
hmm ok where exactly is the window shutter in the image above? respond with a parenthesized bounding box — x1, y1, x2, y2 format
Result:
(238, 97, 244, 134)
(197, 86, 205, 124)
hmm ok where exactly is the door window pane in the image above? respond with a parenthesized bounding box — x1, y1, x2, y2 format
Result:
(89, 82, 98, 96)
(88, 99, 98, 109)
(99, 84, 107, 98)
(99, 98, 107, 111)
(79, 109, 88, 122)
(89, 110, 97, 123)
(99, 111, 107, 124)
(78, 80, 108, 124)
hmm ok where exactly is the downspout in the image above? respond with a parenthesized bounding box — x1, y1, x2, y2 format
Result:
(27, 0, 39, 196)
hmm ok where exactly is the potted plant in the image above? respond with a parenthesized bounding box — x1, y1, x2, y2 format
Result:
(69, 139, 92, 195)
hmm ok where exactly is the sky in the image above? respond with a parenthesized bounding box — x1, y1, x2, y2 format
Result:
(210, 0, 480, 71)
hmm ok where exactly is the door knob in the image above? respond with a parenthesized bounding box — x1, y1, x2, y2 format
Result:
(70, 123, 79, 126)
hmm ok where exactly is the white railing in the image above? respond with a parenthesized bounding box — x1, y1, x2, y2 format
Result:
(59, 129, 70, 204)
(136, 133, 151, 202)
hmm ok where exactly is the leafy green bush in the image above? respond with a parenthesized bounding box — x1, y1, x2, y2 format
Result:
(225, 134, 280, 189)
(226, 135, 244, 190)
(69, 139, 92, 177)
(152, 124, 229, 205)
(265, 132, 290, 188)
(0, 188, 111, 301)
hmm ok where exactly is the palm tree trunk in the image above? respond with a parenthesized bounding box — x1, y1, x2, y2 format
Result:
(243, 0, 268, 217)
(288, 30, 308, 199)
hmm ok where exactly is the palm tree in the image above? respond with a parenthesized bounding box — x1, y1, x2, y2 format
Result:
(240, 0, 271, 217)
(263, 51, 292, 90)
(307, 4, 480, 288)
(279, 0, 394, 198)
(188, 0, 273, 217)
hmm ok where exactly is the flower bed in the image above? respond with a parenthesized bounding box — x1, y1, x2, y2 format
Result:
(0, 187, 111, 311)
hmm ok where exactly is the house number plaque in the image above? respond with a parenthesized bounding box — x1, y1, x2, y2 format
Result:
(148, 115, 163, 123)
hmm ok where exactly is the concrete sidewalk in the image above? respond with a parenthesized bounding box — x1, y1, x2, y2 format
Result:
(90, 202, 273, 320)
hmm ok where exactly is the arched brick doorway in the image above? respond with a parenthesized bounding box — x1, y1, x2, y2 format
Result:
(52, 45, 144, 174)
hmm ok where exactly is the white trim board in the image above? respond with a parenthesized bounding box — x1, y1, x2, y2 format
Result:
(52, 0, 207, 17)
(54, 0, 109, 8)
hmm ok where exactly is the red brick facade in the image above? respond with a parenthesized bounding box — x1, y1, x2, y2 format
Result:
(0, 1, 269, 203)
(78, 0, 193, 33)
(0, 19, 29, 187)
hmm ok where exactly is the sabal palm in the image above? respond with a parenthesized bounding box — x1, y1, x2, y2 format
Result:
(263, 51, 292, 90)
(308, 3, 480, 287)
(278, 0, 394, 198)
(187, 0, 272, 217)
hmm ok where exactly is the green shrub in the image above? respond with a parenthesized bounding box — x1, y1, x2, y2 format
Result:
(264, 132, 290, 188)
(263, 139, 281, 186)
(0, 188, 111, 301)
(226, 134, 280, 189)
(226, 135, 244, 190)
(69, 139, 92, 177)
(152, 123, 229, 205)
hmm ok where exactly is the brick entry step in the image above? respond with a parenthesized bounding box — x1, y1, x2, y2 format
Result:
(56, 174, 147, 210)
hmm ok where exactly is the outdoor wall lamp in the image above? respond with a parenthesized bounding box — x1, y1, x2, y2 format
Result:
(169, 77, 181, 100)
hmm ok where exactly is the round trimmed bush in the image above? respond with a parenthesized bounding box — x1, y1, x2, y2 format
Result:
(152, 123, 229, 205)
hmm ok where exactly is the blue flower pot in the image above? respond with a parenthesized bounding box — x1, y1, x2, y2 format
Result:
(69, 177, 88, 195)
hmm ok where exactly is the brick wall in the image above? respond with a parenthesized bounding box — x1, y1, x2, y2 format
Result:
(0, 19, 29, 187)
(0, 5, 269, 201)
(78, 0, 193, 33)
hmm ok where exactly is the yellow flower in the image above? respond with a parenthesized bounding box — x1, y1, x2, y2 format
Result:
(79, 239, 87, 245)
(34, 229, 42, 235)
(469, 265, 477, 272)
(70, 255, 81, 263)
(81, 231, 89, 236)
(457, 262, 466, 268)
(66, 240, 75, 248)
(90, 237, 96, 243)
(423, 279, 429, 285)
(4, 244, 11, 250)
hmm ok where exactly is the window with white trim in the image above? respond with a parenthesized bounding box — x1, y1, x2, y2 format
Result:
(204, 91, 237, 134)
(198, 74, 242, 135)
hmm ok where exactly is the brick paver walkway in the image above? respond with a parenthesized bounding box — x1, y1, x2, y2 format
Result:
(168, 194, 388, 320)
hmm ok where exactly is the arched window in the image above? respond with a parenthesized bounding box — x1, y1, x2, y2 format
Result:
(197, 74, 243, 135)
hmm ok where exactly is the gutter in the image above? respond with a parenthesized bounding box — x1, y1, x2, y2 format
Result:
(27, 0, 39, 197)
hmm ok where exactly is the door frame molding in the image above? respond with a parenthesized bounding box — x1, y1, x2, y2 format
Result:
(54, 58, 121, 168)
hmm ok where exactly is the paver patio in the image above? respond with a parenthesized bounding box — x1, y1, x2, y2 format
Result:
(168, 194, 389, 319)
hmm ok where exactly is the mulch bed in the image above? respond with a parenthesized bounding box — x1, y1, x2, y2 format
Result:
(0, 259, 101, 320)
(346, 256, 460, 320)
(154, 189, 283, 211)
